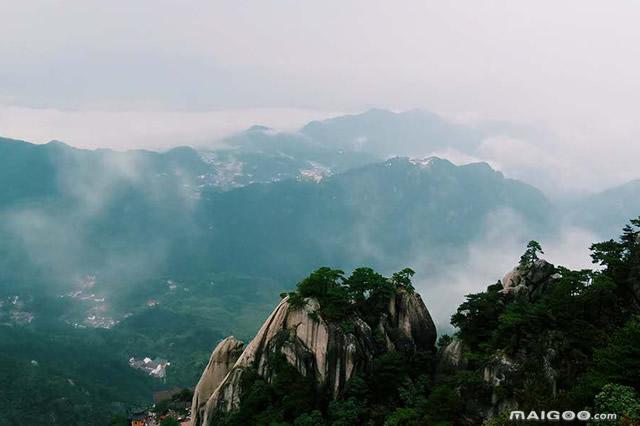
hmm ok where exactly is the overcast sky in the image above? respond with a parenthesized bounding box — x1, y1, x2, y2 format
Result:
(1, 1, 640, 193)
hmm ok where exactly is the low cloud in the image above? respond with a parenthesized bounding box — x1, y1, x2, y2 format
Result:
(414, 209, 598, 331)
(0, 150, 197, 295)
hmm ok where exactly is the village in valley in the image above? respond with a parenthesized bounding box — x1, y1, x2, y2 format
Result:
(119, 387, 193, 426)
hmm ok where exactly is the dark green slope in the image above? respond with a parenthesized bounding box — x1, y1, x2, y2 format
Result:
(196, 157, 551, 279)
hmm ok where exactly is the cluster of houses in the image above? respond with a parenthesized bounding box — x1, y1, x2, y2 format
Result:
(128, 356, 171, 379)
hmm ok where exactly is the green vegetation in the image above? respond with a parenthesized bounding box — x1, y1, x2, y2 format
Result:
(159, 417, 181, 426)
(155, 388, 193, 417)
(594, 384, 640, 424)
(284, 267, 413, 324)
(0, 271, 281, 425)
(213, 268, 443, 426)
(519, 240, 543, 268)
(0, 137, 552, 425)
(215, 218, 640, 425)
(216, 348, 439, 426)
(446, 218, 640, 422)
(0, 323, 155, 426)
(2, 136, 639, 425)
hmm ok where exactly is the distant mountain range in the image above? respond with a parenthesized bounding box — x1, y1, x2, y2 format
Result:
(567, 179, 640, 238)
(300, 108, 481, 157)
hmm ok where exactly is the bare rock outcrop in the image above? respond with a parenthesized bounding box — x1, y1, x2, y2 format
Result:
(481, 259, 561, 417)
(483, 352, 518, 417)
(190, 336, 244, 426)
(193, 289, 436, 425)
(500, 259, 558, 302)
(382, 291, 437, 352)
(439, 338, 467, 372)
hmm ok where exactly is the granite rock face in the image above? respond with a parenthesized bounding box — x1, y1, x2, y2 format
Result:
(193, 290, 436, 425)
(483, 259, 560, 416)
(500, 259, 558, 302)
(439, 338, 467, 372)
(190, 336, 245, 426)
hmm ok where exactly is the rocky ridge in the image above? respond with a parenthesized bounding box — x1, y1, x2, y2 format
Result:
(191, 289, 436, 425)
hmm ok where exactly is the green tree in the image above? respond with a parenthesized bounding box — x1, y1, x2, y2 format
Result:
(519, 240, 544, 268)
(344, 267, 389, 303)
(422, 384, 463, 424)
(293, 410, 325, 426)
(108, 415, 129, 426)
(160, 417, 180, 426)
(451, 282, 506, 354)
(590, 318, 640, 387)
(391, 268, 416, 293)
(384, 407, 421, 426)
(594, 384, 640, 424)
(591, 217, 640, 308)
(437, 334, 453, 349)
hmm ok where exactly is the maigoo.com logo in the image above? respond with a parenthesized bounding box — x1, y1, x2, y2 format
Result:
(509, 410, 618, 421)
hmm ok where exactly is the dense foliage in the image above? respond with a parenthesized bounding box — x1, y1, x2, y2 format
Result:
(213, 268, 444, 425)
(214, 218, 640, 425)
(284, 266, 414, 324)
(216, 346, 441, 426)
(448, 218, 640, 424)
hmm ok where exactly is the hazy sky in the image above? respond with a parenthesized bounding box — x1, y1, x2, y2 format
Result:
(1, 1, 640, 192)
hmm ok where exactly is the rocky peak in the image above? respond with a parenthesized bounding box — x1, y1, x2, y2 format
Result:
(191, 336, 244, 426)
(500, 258, 559, 302)
(478, 259, 562, 416)
(381, 290, 437, 352)
(192, 288, 436, 425)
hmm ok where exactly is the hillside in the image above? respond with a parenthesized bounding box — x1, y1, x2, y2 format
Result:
(0, 135, 555, 425)
(195, 156, 552, 279)
(190, 219, 640, 425)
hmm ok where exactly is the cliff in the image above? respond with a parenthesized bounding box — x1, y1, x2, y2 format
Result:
(190, 337, 245, 426)
(189, 224, 640, 425)
(192, 286, 436, 425)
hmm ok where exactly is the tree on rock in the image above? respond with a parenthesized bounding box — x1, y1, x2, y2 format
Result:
(519, 240, 544, 269)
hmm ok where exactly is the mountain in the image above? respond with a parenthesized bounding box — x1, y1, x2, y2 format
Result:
(0, 137, 214, 302)
(4, 109, 640, 425)
(567, 179, 640, 238)
(0, 132, 550, 425)
(204, 125, 378, 189)
(300, 109, 481, 157)
(0, 137, 211, 205)
(442, 221, 640, 424)
(191, 267, 437, 426)
(194, 156, 551, 279)
(199, 108, 490, 188)
(0, 136, 552, 299)
(188, 220, 640, 425)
